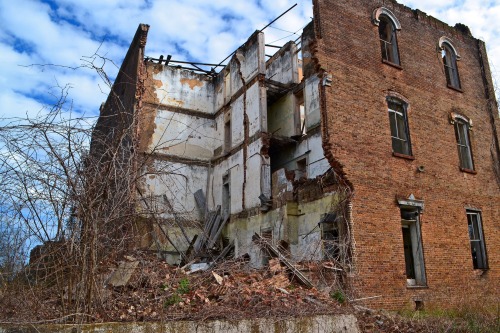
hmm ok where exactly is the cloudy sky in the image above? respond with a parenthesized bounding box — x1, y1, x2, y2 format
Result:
(1, 0, 499, 120)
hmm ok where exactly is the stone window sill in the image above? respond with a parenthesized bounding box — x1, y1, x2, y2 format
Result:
(406, 285, 428, 290)
(393, 152, 415, 160)
(447, 84, 463, 93)
(382, 59, 403, 70)
(460, 167, 477, 174)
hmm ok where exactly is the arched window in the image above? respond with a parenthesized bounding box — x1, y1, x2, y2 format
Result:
(387, 97, 412, 156)
(373, 7, 401, 66)
(439, 37, 461, 89)
(379, 16, 400, 65)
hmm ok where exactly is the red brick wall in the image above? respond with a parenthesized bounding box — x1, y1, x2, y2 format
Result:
(313, 0, 500, 310)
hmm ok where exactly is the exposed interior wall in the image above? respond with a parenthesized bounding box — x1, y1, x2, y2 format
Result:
(152, 66, 215, 114)
(133, 24, 340, 269)
(227, 194, 340, 268)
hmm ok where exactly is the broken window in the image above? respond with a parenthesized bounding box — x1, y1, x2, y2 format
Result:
(295, 91, 306, 135)
(222, 173, 231, 220)
(387, 97, 412, 156)
(295, 157, 307, 180)
(454, 118, 474, 171)
(442, 43, 461, 89)
(466, 210, 488, 269)
(400, 208, 426, 286)
(321, 214, 340, 261)
(379, 15, 400, 66)
(224, 69, 231, 102)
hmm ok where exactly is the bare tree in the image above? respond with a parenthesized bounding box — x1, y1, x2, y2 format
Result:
(0, 51, 146, 321)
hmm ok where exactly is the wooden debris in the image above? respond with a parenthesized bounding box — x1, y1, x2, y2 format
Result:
(253, 233, 314, 289)
(194, 189, 207, 218)
(212, 271, 224, 285)
(106, 259, 139, 287)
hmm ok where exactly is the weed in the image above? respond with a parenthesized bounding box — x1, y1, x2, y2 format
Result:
(330, 290, 345, 304)
(177, 278, 190, 294)
(164, 293, 182, 307)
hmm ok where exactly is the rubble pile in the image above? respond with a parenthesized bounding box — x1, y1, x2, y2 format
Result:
(0, 251, 344, 323)
(101, 252, 343, 322)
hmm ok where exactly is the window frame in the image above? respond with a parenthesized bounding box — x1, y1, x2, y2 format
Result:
(378, 16, 401, 66)
(466, 210, 488, 270)
(400, 207, 427, 287)
(224, 110, 232, 153)
(372, 7, 402, 68)
(439, 37, 462, 91)
(387, 97, 413, 157)
(452, 115, 475, 172)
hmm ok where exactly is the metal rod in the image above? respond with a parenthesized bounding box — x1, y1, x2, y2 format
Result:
(265, 44, 283, 48)
(215, 3, 298, 68)
(260, 4, 297, 32)
(146, 57, 222, 67)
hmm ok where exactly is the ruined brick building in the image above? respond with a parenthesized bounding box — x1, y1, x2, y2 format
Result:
(93, 0, 499, 310)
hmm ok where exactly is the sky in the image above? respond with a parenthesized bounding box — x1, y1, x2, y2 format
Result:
(0, 0, 499, 121)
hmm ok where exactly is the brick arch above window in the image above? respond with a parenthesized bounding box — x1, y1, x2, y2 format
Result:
(438, 37, 461, 60)
(449, 111, 472, 127)
(385, 91, 410, 106)
(372, 7, 401, 30)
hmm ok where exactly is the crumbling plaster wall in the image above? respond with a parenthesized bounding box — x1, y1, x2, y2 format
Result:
(136, 25, 340, 267)
(265, 39, 327, 180)
(227, 194, 339, 268)
(266, 41, 300, 85)
(152, 66, 215, 113)
(148, 110, 218, 159)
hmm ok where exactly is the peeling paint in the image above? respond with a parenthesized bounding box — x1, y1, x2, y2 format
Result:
(180, 77, 204, 89)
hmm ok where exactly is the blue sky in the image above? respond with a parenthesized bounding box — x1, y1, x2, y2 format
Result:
(0, 0, 499, 120)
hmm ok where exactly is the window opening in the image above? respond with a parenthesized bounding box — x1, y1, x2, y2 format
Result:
(466, 210, 488, 269)
(224, 70, 231, 102)
(379, 16, 400, 65)
(442, 43, 461, 89)
(260, 229, 273, 265)
(400, 208, 426, 286)
(222, 174, 231, 220)
(300, 104, 306, 134)
(454, 119, 474, 171)
(295, 91, 306, 136)
(295, 158, 307, 180)
(321, 213, 340, 261)
(387, 98, 412, 156)
(224, 112, 231, 153)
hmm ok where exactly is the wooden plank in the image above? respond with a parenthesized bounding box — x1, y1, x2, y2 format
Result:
(207, 215, 229, 249)
(184, 234, 198, 260)
(206, 214, 222, 249)
(208, 241, 234, 269)
(252, 233, 313, 289)
(200, 207, 220, 249)
(194, 189, 207, 218)
(194, 206, 220, 252)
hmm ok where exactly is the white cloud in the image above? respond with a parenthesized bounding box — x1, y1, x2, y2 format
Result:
(0, 0, 498, 124)
(400, 0, 500, 96)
